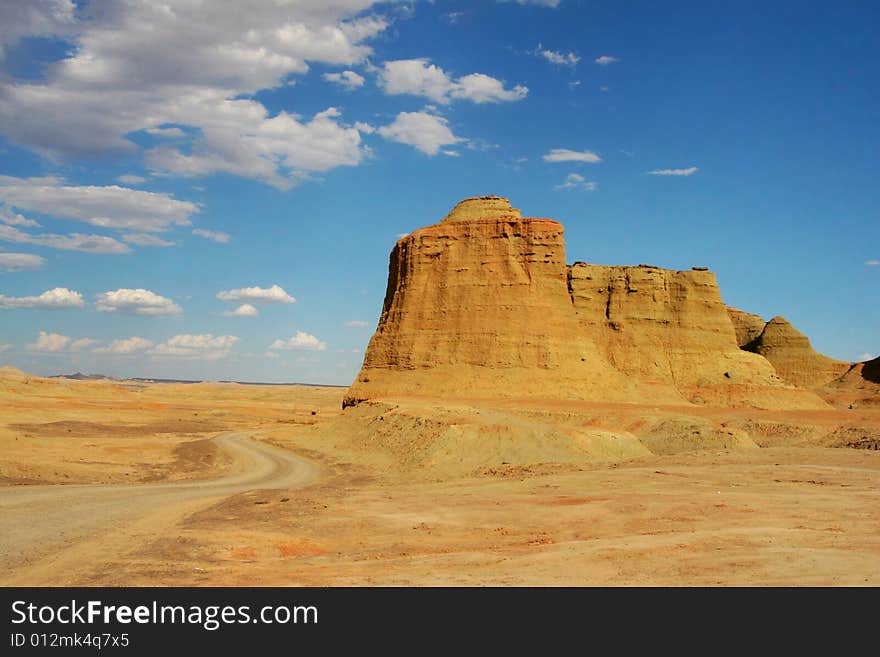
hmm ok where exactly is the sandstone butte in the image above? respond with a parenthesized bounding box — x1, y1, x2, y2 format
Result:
(345, 196, 865, 410)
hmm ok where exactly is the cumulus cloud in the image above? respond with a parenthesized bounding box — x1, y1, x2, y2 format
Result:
(0, 2, 387, 189)
(537, 48, 579, 66)
(223, 303, 259, 317)
(595, 55, 619, 65)
(27, 331, 71, 352)
(648, 167, 698, 176)
(324, 70, 366, 90)
(555, 173, 597, 191)
(150, 334, 239, 360)
(0, 0, 77, 59)
(503, 0, 561, 6)
(0, 287, 84, 310)
(0, 253, 45, 272)
(543, 148, 602, 163)
(95, 288, 182, 316)
(94, 337, 154, 354)
(379, 59, 527, 104)
(378, 111, 465, 156)
(25, 331, 95, 353)
(70, 337, 98, 352)
(192, 228, 230, 244)
(345, 320, 370, 327)
(216, 284, 295, 305)
(0, 223, 131, 254)
(145, 126, 186, 138)
(0, 176, 198, 233)
(270, 331, 327, 351)
(0, 206, 40, 227)
(121, 233, 175, 247)
(857, 352, 876, 361)
(117, 175, 147, 185)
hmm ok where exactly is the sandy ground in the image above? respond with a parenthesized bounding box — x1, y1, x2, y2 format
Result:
(1, 369, 878, 586)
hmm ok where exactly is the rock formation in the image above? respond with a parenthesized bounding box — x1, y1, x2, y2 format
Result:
(727, 307, 766, 348)
(345, 197, 639, 405)
(345, 196, 829, 410)
(740, 316, 852, 388)
(568, 263, 781, 389)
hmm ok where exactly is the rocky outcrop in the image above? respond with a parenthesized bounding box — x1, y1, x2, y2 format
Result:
(568, 263, 782, 388)
(727, 307, 766, 348)
(741, 316, 852, 388)
(346, 196, 829, 410)
(346, 197, 638, 405)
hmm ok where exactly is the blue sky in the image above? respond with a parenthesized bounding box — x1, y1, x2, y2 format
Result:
(0, 0, 877, 384)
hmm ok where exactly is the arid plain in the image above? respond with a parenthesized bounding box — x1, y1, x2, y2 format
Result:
(2, 196, 878, 586)
(1, 367, 878, 587)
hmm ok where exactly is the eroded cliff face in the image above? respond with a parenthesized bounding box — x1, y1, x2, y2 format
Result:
(727, 307, 767, 348)
(567, 263, 783, 390)
(742, 316, 852, 388)
(346, 197, 637, 405)
(345, 196, 829, 409)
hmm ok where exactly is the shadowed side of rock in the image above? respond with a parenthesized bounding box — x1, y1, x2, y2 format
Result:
(568, 263, 825, 408)
(742, 316, 853, 388)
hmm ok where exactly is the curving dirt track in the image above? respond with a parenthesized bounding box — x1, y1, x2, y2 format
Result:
(0, 432, 318, 585)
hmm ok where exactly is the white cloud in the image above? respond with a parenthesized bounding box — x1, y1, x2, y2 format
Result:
(144, 106, 366, 190)
(224, 303, 259, 317)
(25, 330, 95, 353)
(27, 331, 71, 352)
(94, 337, 154, 354)
(504, 0, 561, 6)
(865, 259, 879, 267)
(538, 48, 580, 66)
(543, 148, 602, 163)
(0, 176, 198, 233)
(0, 223, 131, 254)
(122, 233, 175, 247)
(150, 334, 239, 360)
(216, 284, 295, 305)
(324, 70, 366, 90)
(595, 55, 619, 65)
(857, 352, 876, 361)
(0, 253, 46, 271)
(95, 288, 182, 316)
(0, 287, 84, 310)
(70, 337, 98, 352)
(0, 343, 11, 353)
(379, 59, 527, 104)
(555, 173, 597, 191)
(648, 167, 698, 176)
(378, 111, 465, 156)
(117, 175, 147, 185)
(0, 0, 77, 59)
(270, 331, 327, 351)
(145, 126, 186, 138)
(192, 228, 230, 244)
(345, 320, 370, 327)
(0, 3, 387, 189)
(0, 206, 40, 227)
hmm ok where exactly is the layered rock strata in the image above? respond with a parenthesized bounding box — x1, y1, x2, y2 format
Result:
(345, 196, 829, 410)
(741, 316, 852, 388)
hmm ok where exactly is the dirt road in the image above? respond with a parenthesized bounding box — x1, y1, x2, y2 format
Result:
(0, 432, 318, 585)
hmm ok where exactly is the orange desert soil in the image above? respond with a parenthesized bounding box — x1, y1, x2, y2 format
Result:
(1, 369, 878, 586)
